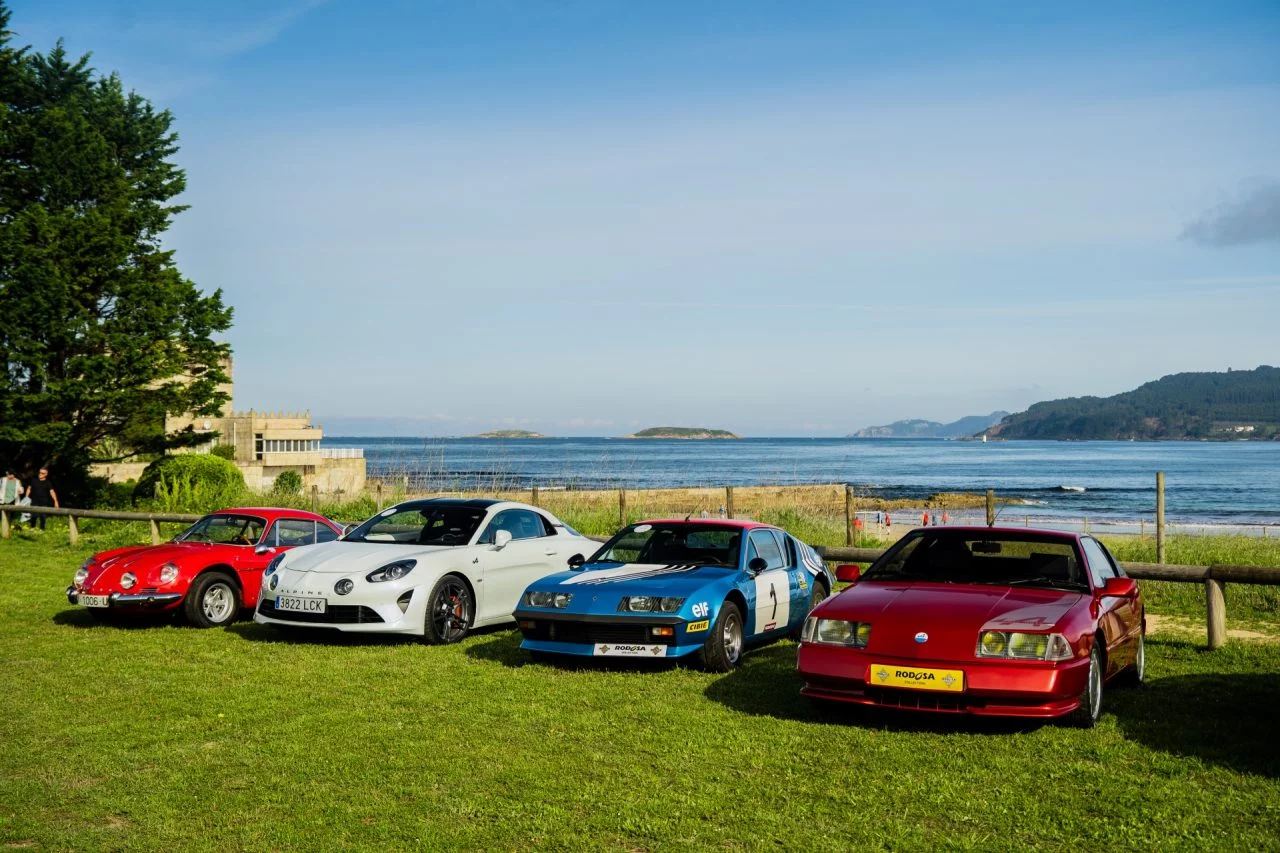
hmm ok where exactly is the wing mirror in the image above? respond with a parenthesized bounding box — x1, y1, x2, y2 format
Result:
(568, 553, 586, 569)
(748, 557, 768, 575)
(835, 564, 861, 584)
(1100, 576, 1138, 599)
(254, 545, 276, 556)
(493, 530, 513, 550)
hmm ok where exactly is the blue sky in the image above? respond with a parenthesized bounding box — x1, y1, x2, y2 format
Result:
(14, 1, 1280, 435)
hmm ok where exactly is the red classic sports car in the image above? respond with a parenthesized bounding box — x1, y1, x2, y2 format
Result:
(66, 508, 343, 628)
(797, 527, 1144, 726)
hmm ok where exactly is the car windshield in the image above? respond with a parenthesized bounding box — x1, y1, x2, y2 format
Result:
(176, 514, 266, 546)
(861, 530, 1088, 590)
(590, 524, 742, 567)
(345, 504, 488, 545)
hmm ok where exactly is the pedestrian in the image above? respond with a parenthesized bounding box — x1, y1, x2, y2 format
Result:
(942, 511, 950, 525)
(922, 510, 930, 527)
(25, 466, 58, 530)
(1, 469, 21, 505)
(885, 512, 892, 530)
(876, 510, 883, 527)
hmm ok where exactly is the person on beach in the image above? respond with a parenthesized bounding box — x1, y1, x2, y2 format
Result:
(922, 511, 930, 527)
(942, 511, 949, 525)
(885, 512, 892, 530)
(1, 469, 21, 504)
(25, 467, 58, 530)
(876, 511, 883, 527)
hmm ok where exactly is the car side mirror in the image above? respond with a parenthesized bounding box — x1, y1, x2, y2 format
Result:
(568, 553, 586, 568)
(255, 545, 276, 556)
(1100, 576, 1137, 599)
(836, 564, 861, 584)
(748, 557, 768, 574)
(493, 530, 513, 550)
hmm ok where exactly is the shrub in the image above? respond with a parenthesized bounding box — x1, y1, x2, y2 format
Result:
(210, 443, 236, 461)
(272, 470, 303, 495)
(133, 454, 245, 505)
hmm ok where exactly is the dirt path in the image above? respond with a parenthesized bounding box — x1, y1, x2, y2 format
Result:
(1146, 613, 1280, 642)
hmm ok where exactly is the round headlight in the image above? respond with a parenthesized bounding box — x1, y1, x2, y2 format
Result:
(626, 596, 654, 612)
(659, 597, 684, 613)
(73, 567, 89, 588)
(269, 574, 279, 592)
(159, 563, 179, 584)
(120, 572, 137, 590)
(334, 579, 354, 595)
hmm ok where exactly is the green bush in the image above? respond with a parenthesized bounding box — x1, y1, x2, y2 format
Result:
(133, 454, 245, 505)
(210, 443, 236, 461)
(271, 470, 303, 495)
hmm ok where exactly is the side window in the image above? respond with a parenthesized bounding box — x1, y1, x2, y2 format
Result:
(481, 510, 547, 543)
(539, 514, 559, 536)
(748, 530, 786, 571)
(273, 519, 319, 547)
(315, 524, 339, 543)
(1080, 538, 1117, 588)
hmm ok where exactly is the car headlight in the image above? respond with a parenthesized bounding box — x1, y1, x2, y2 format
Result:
(264, 553, 286, 577)
(619, 596, 656, 612)
(120, 572, 137, 590)
(802, 617, 871, 647)
(366, 559, 416, 583)
(976, 630, 1073, 661)
(522, 591, 573, 609)
(268, 574, 279, 592)
(658, 597, 685, 613)
(334, 579, 354, 595)
(159, 562, 179, 584)
(73, 565, 90, 588)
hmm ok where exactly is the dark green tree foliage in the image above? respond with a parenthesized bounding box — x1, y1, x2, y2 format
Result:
(987, 366, 1280, 440)
(0, 4, 232, 498)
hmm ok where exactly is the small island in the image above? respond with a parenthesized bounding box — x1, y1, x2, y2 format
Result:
(472, 429, 546, 439)
(626, 427, 741, 439)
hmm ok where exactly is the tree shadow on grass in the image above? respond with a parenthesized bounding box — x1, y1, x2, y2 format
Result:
(1109, 668, 1280, 778)
(52, 607, 173, 630)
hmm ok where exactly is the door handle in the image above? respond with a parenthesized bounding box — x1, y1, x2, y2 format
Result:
(544, 550, 558, 557)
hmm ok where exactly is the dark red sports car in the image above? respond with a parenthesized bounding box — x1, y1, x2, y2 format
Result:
(66, 507, 343, 628)
(797, 527, 1144, 726)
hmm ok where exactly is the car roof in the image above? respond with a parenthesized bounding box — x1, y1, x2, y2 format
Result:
(403, 497, 504, 508)
(638, 518, 772, 531)
(215, 507, 336, 525)
(910, 525, 1082, 542)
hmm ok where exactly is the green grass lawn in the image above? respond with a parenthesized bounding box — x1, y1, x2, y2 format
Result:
(2, 534, 1279, 851)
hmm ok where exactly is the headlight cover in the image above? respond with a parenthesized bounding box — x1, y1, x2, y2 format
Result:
(658, 596, 685, 613)
(976, 630, 1073, 661)
(159, 562, 179, 584)
(264, 553, 286, 577)
(334, 579, 354, 595)
(366, 559, 416, 583)
(73, 564, 90, 587)
(522, 591, 573, 609)
(618, 596, 659, 613)
(120, 572, 137, 590)
(802, 617, 871, 648)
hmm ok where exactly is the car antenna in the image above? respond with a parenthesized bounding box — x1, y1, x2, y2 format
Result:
(684, 513, 693, 522)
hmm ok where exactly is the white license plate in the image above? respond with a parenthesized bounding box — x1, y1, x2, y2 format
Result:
(592, 643, 667, 658)
(276, 595, 327, 614)
(78, 594, 110, 608)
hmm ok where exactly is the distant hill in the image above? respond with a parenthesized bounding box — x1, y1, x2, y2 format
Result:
(473, 429, 545, 439)
(627, 427, 741, 439)
(851, 412, 1009, 438)
(982, 366, 1280, 440)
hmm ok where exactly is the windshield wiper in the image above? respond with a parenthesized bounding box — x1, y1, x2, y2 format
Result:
(1006, 576, 1088, 590)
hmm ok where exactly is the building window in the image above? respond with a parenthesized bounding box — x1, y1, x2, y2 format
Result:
(254, 434, 263, 461)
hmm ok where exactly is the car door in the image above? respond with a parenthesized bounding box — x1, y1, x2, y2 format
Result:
(746, 529, 791, 636)
(473, 509, 562, 622)
(1081, 536, 1139, 673)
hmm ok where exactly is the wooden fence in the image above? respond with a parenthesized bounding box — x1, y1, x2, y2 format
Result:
(6, 503, 1279, 652)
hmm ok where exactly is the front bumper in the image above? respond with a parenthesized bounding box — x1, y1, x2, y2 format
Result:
(514, 610, 705, 659)
(66, 586, 184, 609)
(796, 643, 1090, 718)
(252, 583, 426, 635)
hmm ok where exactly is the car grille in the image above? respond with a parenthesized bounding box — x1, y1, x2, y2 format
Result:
(521, 620, 668, 645)
(865, 687, 972, 713)
(256, 601, 384, 625)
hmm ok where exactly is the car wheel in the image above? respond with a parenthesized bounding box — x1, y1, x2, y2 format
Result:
(699, 601, 744, 673)
(1121, 629, 1146, 687)
(1069, 642, 1105, 728)
(422, 574, 473, 645)
(184, 572, 240, 628)
(790, 580, 829, 640)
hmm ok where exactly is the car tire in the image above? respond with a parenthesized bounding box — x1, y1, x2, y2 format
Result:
(422, 574, 473, 645)
(1121, 628, 1146, 687)
(185, 572, 240, 628)
(699, 601, 745, 673)
(1069, 642, 1105, 728)
(790, 579, 829, 640)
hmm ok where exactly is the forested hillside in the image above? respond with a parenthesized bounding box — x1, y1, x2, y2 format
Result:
(983, 366, 1280, 440)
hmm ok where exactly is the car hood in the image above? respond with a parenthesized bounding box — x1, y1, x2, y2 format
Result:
(817, 582, 1084, 660)
(276, 540, 458, 575)
(536, 562, 735, 597)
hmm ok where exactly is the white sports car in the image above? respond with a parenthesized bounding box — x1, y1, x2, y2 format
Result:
(253, 498, 594, 642)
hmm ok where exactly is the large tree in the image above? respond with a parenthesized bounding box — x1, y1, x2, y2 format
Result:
(0, 3, 232, 498)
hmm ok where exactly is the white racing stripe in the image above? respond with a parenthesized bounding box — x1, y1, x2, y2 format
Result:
(567, 564, 702, 586)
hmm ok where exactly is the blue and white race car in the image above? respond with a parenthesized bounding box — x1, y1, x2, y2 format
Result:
(514, 519, 833, 671)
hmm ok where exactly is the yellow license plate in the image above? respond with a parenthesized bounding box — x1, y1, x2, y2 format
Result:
(867, 663, 965, 692)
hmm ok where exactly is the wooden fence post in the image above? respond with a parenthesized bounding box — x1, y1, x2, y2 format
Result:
(310, 485, 318, 513)
(68, 514, 78, 545)
(1206, 576, 1226, 650)
(1, 509, 8, 539)
(618, 489, 626, 527)
(376, 483, 384, 512)
(726, 486, 735, 520)
(531, 486, 539, 507)
(985, 490, 995, 527)
(149, 518, 161, 545)
(845, 485, 854, 546)
(1156, 471, 1166, 564)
